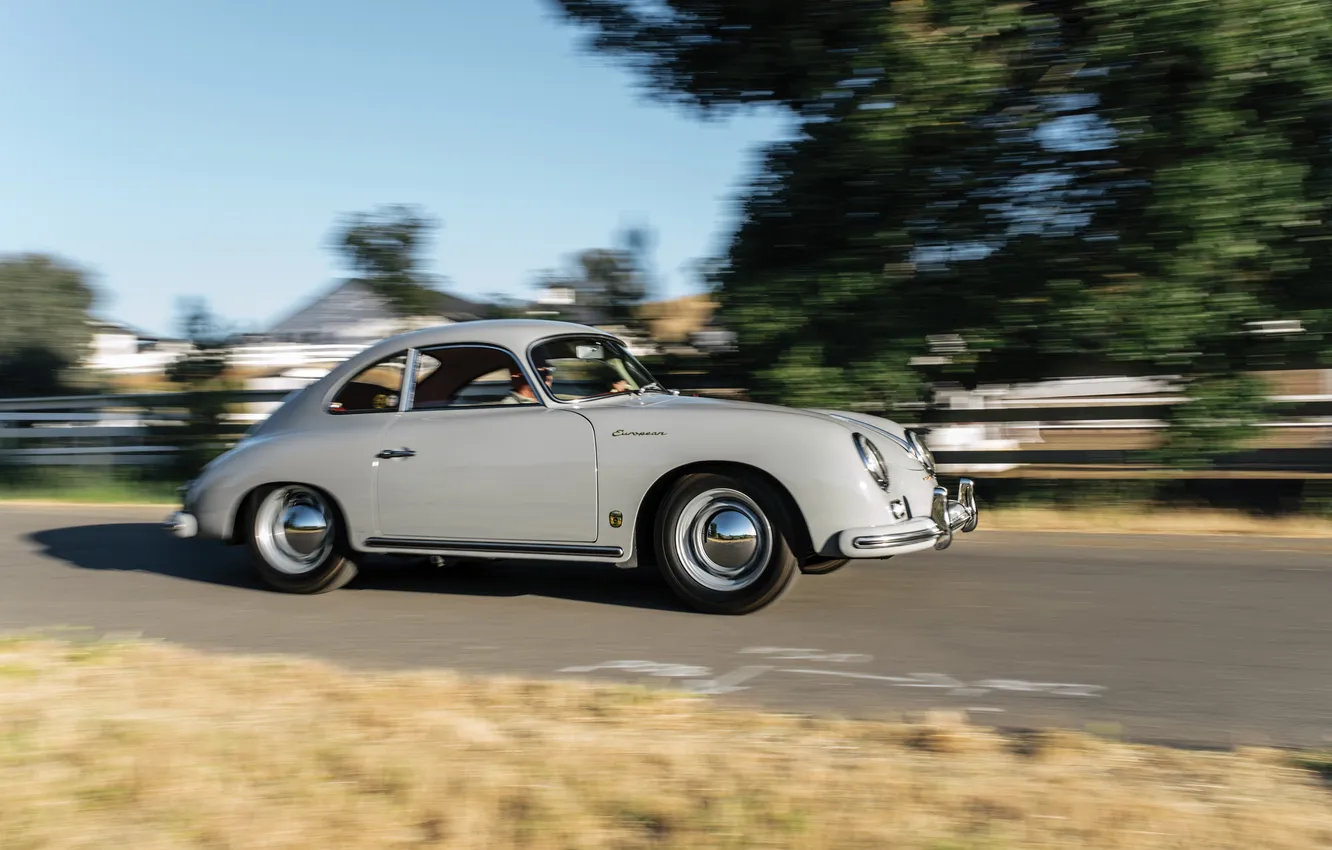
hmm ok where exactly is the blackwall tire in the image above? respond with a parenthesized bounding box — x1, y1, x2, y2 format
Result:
(800, 557, 852, 575)
(654, 471, 800, 615)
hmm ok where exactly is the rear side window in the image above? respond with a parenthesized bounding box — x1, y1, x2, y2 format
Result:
(328, 352, 408, 414)
(409, 345, 538, 409)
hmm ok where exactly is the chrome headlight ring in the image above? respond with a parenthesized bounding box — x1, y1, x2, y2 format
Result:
(852, 433, 890, 491)
(906, 429, 936, 477)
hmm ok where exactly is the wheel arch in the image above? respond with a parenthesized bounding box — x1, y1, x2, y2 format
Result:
(632, 461, 816, 567)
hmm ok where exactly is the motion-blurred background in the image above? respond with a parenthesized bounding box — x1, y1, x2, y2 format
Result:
(3, 0, 1331, 517)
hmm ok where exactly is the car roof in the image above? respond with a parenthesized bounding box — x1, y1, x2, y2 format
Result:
(336, 319, 620, 376)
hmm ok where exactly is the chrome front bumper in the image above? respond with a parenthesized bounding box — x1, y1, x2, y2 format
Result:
(837, 478, 979, 558)
(164, 511, 198, 539)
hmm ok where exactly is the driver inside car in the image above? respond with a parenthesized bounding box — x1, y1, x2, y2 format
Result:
(502, 365, 553, 404)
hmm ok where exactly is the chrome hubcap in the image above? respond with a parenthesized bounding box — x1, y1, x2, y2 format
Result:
(255, 486, 333, 575)
(702, 509, 759, 570)
(281, 503, 329, 556)
(675, 489, 771, 591)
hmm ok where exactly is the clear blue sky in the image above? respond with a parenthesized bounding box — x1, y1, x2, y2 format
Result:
(0, 0, 789, 337)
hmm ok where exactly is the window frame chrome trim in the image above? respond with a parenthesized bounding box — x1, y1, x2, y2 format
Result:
(403, 342, 548, 413)
(523, 332, 660, 407)
(400, 348, 419, 412)
(322, 348, 412, 417)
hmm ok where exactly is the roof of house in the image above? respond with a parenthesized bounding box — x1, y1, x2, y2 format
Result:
(265, 280, 488, 339)
(87, 317, 181, 343)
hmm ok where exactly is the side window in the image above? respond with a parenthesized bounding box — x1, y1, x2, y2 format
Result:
(530, 336, 651, 401)
(409, 345, 539, 410)
(328, 352, 408, 414)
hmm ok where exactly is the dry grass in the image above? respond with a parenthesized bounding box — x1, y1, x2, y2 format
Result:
(638, 293, 717, 343)
(984, 507, 1332, 538)
(1, 637, 1330, 849)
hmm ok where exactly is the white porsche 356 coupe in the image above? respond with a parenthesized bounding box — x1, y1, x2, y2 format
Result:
(166, 320, 978, 614)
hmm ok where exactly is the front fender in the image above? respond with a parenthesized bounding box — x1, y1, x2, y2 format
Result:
(190, 418, 390, 545)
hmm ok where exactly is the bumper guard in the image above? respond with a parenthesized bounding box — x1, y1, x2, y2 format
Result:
(842, 478, 978, 556)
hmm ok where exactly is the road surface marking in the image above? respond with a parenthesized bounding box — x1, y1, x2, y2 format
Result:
(556, 659, 772, 695)
(558, 661, 1106, 699)
(780, 668, 1105, 697)
(558, 660, 712, 678)
(976, 679, 1106, 697)
(779, 668, 920, 684)
(683, 665, 774, 695)
(899, 673, 968, 689)
(740, 647, 873, 663)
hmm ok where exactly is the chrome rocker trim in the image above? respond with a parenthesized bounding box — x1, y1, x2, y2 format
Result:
(847, 478, 978, 555)
(364, 537, 624, 559)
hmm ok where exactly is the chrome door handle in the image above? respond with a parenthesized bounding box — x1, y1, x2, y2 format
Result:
(376, 448, 416, 459)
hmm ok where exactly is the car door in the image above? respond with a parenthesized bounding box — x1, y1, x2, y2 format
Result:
(373, 344, 599, 543)
(318, 348, 413, 538)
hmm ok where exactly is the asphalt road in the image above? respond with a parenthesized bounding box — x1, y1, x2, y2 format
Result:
(2, 504, 1330, 749)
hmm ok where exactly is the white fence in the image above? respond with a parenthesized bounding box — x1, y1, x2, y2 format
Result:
(4, 377, 1332, 472)
(224, 343, 371, 371)
(0, 391, 290, 467)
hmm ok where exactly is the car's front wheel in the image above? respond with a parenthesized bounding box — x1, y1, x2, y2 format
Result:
(246, 484, 358, 594)
(655, 471, 800, 615)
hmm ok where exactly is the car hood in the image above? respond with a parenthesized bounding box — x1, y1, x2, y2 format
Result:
(586, 392, 912, 444)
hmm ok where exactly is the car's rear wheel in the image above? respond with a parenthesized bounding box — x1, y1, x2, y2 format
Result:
(246, 484, 358, 594)
(801, 557, 851, 575)
(655, 471, 799, 615)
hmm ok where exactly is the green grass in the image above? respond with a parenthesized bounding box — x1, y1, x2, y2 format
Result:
(0, 468, 181, 505)
(1294, 752, 1332, 786)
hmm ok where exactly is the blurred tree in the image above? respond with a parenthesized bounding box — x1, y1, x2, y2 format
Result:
(552, 0, 1332, 463)
(577, 245, 646, 326)
(539, 225, 654, 329)
(166, 298, 230, 387)
(0, 253, 97, 398)
(165, 298, 235, 479)
(331, 204, 448, 315)
(621, 222, 657, 306)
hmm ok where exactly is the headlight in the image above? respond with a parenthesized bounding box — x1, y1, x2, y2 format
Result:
(852, 433, 890, 491)
(906, 430, 936, 477)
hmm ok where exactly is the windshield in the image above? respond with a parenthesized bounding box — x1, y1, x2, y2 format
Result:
(530, 336, 662, 402)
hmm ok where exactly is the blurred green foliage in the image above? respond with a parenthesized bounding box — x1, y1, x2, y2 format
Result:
(0, 254, 97, 397)
(553, 0, 1332, 462)
(537, 225, 656, 330)
(0, 466, 180, 504)
(331, 204, 454, 316)
(164, 299, 236, 480)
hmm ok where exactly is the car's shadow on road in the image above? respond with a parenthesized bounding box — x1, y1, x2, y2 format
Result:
(27, 523, 686, 612)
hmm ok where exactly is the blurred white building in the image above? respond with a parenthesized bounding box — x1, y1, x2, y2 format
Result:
(226, 280, 488, 372)
(84, 319, 192, 375)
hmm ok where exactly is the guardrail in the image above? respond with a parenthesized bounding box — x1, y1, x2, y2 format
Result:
(0, 390, 291, 467)
(1, 387, 1330, 475)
